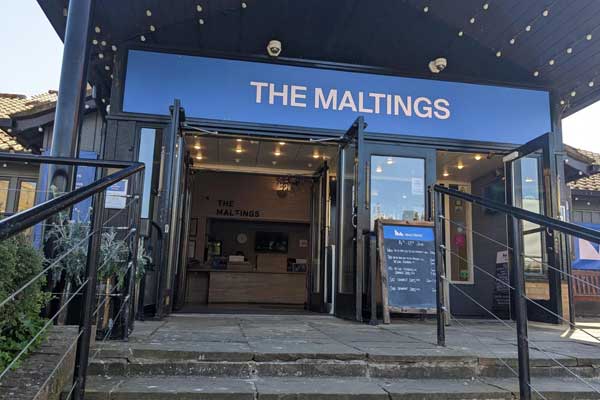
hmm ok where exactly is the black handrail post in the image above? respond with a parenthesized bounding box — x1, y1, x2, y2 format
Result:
(72, 190, 105, 400)
(48, 0, 95, 196)
(511, 215, 531, 400)
(369, 232, 378, 325)
(434, 188, 446, 347)
(122, 172, 143, 339)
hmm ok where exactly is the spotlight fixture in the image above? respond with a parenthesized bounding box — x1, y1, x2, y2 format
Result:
(279, 142, 286, 146)
(474, 154, 482, 161)
(194, 143, 201, 150)
(457, 163, 464, 170)
(386, 157, 394, 165)
(235, 145, 243, 153)
(443, 171, 450, 177)
(312, 151, 320, 159)
(375, 165, 383, 173)
(196, 154, 203, 160)
(274, 148, 282, 156)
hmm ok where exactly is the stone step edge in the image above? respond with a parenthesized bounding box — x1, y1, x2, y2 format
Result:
(77, 375, 600, 400)
(86, 358, 600, 380)
(92, 347, 600, 367)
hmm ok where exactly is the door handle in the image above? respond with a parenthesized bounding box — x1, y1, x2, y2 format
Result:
(365, 160, 370, 210)
(157, 145, 166, 194)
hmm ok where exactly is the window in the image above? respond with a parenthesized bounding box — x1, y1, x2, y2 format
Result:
(138, 128, 157, 219)
(370, 155, 425, 229)
(442, 183, 474, 284)
(515, 156, 544, 275)
(0, 179, 9, 215)
(17, 180, 37, 212)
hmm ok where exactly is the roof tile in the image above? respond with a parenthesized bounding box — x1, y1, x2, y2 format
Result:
(568, 148, 600, 192)
(0, 91, 58, 119)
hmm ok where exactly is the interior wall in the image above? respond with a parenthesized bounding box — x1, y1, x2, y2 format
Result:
(207, 219, 310, 264)
(448, 171, 508, 317)
(189, 171, 313, 261)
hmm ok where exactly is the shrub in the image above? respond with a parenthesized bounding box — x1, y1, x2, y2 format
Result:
(0, 235, 51, 371)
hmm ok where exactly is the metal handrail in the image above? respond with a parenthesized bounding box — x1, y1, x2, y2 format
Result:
(0, 153, 145, 400)
(433, 184, 600, 243)
(0, 152, 136, 169)
(432, 183, 600, 400)
(0, 158, 144, 240)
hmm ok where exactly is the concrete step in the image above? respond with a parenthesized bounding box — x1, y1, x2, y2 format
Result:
(89, 344, 600, 380)
(88, 349, 600, 380)
(78, 375, 600, 399)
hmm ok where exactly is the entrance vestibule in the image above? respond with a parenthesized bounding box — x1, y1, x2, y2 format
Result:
(175, 134, 338, 314)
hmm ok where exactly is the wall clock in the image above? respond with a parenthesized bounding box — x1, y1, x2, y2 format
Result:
(236, 233, 248, 244)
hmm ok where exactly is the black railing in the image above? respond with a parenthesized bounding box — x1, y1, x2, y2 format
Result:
(432, 184, 600, 400)
(0, 153, 144, 400)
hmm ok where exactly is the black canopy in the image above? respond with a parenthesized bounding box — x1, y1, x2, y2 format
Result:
(38, 0, 600, 116)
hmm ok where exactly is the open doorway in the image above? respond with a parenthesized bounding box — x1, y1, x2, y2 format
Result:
(173, 133, 338, 315)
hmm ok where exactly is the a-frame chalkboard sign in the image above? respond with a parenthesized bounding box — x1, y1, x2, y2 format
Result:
(376, 219, 437, 324)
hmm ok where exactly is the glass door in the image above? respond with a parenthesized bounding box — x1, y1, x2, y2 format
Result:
(335, 118, 366, 321)
(504, 133, 563, 323)
(365, 143, 436, 321)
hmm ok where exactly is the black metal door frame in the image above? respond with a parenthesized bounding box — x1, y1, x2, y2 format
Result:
(360, 142, 437, 321)
(308, 163, 329, 313)
(155, 99, 185, 318)
(334, 117, 366, 321)
(504, 132, 563, 323)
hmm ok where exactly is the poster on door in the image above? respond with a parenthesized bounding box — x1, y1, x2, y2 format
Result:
(105, 180, 128, 209)
(573, 223, 600, 271)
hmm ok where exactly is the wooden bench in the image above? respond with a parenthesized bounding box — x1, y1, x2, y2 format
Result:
(573, 270, 600, 300)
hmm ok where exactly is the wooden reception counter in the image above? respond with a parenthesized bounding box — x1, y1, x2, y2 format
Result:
(186, 268, 306, 305)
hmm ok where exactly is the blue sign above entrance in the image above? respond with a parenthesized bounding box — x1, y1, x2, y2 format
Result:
(123, 50, 551, 144)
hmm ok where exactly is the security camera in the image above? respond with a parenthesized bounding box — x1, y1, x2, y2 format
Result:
(267, 40, 282, 57)
(428, 57, 447, 74)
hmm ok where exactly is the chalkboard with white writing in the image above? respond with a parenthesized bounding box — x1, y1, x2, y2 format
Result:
(376, 220, 437, 323)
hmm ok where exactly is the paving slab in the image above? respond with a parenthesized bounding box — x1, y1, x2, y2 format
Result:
(381, 378, 512, 399)
(81, 375, 600, 399)
(255, 377, 388, 399)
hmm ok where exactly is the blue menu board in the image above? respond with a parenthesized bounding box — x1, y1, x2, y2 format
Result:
(377, 220, 436, 322)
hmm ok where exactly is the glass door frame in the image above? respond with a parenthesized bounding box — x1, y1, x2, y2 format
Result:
(335, 118, 366, 321)
(308, 163, 329, 313)
(362, 142, 436, 321)
(155, 99, 186, 318)
(504, 132, 563, 323)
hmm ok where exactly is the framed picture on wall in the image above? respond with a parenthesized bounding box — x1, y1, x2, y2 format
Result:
(189, 218, 198, 237)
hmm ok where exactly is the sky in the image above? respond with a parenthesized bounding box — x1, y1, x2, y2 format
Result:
(1, 1, 599, 154)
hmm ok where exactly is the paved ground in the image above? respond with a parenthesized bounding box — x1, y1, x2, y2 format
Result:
(107, 313, 600, 362)
(86, 314, 600, 398)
